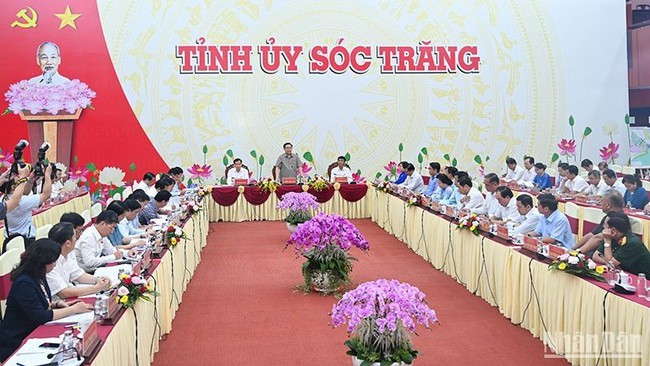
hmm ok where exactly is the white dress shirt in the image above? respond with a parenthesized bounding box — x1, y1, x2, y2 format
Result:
(75, 225, 119, 273)
(519, 168, 536, 184)
(51, 181, 64, 198)
(505, 165, 525, 181)
(400, 171, 425, 194)
(513, 208, 541, 235)
(4, 194, 40, 238)
(497, 198, 520, 222)
(565, 175, 589, 193)
(227, 168, 250, 185)
(484, 191, 501, 217)
(46, 252, 87, 297)
(607, 180, 627, 197)
(463, 187, 485, 213)
(586, 179, 609, 196)
(135, 181, 152, 192)
(28, 72, 70, 86)
(330, 166, 353, 183)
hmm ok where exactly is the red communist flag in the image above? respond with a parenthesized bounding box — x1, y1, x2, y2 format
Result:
(0, 1, 168, 179)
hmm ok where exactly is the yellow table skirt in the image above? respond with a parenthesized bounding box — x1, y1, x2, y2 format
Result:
(207, 188, 371, 222)
(371, 190, 650, 366)
(90, 208, 210, 366)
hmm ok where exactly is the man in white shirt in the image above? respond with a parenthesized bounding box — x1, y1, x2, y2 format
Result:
(227, 158, 250, 185)
(5, 165, 52, 241)
(562, 165, 589, 195)
(482, 173, 501, 217)
(602, 169, 627, 197)
(47, 222, 112, 299)
(50, 165, 64, 199)
(517, 156, 536, 185)
(135, 172, 156, 192)
(458, 176, 485, 213)
(75, 210, 133, 273)
(490, 186, 520, 224)
(329, 156, 353, 183)
(399, 164, 425, 194)
(168, 167, 184, 196)
(503, 157, 525, 182)
(512, 194, 541, 236)
(582, 170, 609, 197)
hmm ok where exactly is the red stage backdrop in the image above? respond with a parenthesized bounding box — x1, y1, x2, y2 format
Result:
(0, 0, 168, 181)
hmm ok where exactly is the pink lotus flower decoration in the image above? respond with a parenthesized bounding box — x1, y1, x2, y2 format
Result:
(0, 149, 14, 169)
(557, 139, 576, 156)
(352, 172, 365, 183)
(383, 161, 397, 174)
(599, 142, 620, 162)
(187, 164, 213, 180)
(68, 166, 90, 182)
(298, 162, 312, 178)
(4, 79, 96, 115)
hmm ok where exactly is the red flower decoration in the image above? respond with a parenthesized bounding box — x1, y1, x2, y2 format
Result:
(599, 142, 620, 162)
(557, 139, 576, 156)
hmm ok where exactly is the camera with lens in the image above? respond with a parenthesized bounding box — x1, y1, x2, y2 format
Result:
(10, 139, 29, 175)
(32, 142, 50, 178)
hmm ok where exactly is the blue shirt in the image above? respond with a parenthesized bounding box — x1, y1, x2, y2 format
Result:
(432, 185, 453, 202)
(107, 226, 124, 246)
(533, 173, 552, 190)
(423, 174, 439, 197)
(534, 209, 574, 249)
(624, 187, 649, 209)
(440, 185, 461, 207)
(393, 172, 407, 185)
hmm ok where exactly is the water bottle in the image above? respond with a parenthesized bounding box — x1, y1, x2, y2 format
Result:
(101, 293, 109, 317)
(62, 330, 74, 359)
(638, 273, 648, 300)
(626, 201, 632, 210)
(94, 293, 104, 323)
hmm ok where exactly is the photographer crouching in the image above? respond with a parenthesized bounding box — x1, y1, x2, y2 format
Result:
(0, 140, 53, 250)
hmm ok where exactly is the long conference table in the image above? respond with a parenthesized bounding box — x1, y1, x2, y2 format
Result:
(6, 205, 209, 366)
(369, 189, 650, 366)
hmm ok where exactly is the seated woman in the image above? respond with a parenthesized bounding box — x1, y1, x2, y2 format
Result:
(532, 163, 552, 190)
(622, 174, 649, 209)
(0, 239, 93, 361)
(431, 174, 454, 202)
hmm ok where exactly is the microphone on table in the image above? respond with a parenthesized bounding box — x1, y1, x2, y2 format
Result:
(47, 345, 81, 361)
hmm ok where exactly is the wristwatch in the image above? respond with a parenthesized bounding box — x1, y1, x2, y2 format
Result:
(603, 243, 611, 248)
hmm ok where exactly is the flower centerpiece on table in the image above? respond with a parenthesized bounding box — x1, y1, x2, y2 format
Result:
(185, 200, 203, 216)
(548, 251, 606, 281)
(286, 213, 370, 294)
(331, 279, 439, 365)
(166, 224, 187, 247)
(309, 175, 330, 192)
(407, 194, 423, 208)
(376, 181, 392, 193)
(258, 177, 279, 193)
(116, 273, 158, 308)
(3, 80, 96, 115)
(297, 162, 312, 183)
(277, 192, 320, 233)
(457, 213, 480, 236)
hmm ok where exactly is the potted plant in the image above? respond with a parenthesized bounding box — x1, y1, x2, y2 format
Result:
(277, 192, 320, 233)
(286, 213, 369, 293)
(331, 279, 439, 365)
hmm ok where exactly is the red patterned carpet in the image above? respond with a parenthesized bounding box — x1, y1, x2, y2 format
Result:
(152, 220, 569, 365)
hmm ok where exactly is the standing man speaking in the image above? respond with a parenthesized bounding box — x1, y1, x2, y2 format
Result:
(275, 142, 302, 181)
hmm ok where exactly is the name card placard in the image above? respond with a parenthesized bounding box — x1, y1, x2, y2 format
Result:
(334, 177, 348, 183)
(132, 260, 142, 277)
(282, 177, 297, 185)
(496, 225, 510, 240)
(142, 249, 152, 271)
(574, 195, 588, 204)
(82, 320, 101, 358)
(234, 178, 248, 186)
(430, 201, 440, 212)
(523, 236, 541, 253)
(548, 244, 566, 259)
(103, 290, 121, 324)
(478, 218, 490, 232)
(444, 205, 456, 217)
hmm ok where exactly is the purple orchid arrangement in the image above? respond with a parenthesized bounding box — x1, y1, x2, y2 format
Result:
(286, 212, 370, 254)
(277, 192, 320, 225)
(331, 279, 438, 364)
(4, 79, 96, 115)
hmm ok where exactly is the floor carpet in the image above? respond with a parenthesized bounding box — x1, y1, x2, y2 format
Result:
(152, 219, 569, 365)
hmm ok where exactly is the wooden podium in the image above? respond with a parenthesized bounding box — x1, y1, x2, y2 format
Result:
(19, 108, 82, 167)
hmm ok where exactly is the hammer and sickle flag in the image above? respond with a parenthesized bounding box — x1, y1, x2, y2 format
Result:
(10, 6, 38, 28)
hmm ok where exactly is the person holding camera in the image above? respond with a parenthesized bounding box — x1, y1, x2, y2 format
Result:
(0, 164, 31, 221)
(4, 164, 53, 247)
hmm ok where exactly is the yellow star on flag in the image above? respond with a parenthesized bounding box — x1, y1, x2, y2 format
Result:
(54, 5, 81, 30)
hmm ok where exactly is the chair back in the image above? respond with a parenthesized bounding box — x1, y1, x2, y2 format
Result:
(4, 236, 24, 253)
(225, 163, 251, 179)
(327, 162, 351, 179)
(622, 166, 636, 175)
(35, 224, 52, 240)
(91, 202, 102, 218)
(123, 186, 133, 197)
(582, 206, 605, 238)
(610, 164, 623, 174)
(81, 209, 91, 226)
(0, 248, 22, 314)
